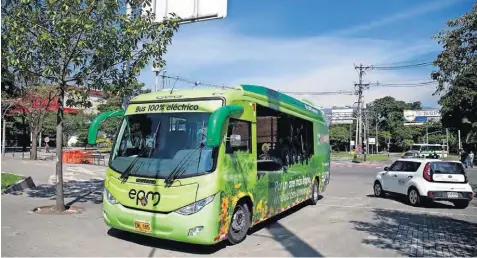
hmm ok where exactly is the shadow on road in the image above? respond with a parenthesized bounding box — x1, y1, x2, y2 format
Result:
(108, 197, 323, 257)
(20, 179, 104, 204)
(365, 194, 467, 209)
(107, 228, 227, 255)
(351, 208, 477, 257)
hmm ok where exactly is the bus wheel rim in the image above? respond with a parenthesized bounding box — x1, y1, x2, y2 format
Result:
(231, 207, 245, 232)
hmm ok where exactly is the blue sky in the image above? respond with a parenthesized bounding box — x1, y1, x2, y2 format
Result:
(138, 0, 473, 109)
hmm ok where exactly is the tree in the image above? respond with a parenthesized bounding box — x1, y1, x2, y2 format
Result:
(2, 0, 179, 211)
(432, 2, 477, 148)
(329, 124, 351, 151)
(367, 96, 423, 151)
(16, 85, 58, 159)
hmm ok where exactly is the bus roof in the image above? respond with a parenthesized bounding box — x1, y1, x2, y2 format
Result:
(129, 84, 326, 122)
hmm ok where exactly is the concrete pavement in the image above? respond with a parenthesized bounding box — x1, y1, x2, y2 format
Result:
(2, 159, 477, 256)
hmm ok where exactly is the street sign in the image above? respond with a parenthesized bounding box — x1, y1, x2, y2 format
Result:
(44, 137, 50, 143)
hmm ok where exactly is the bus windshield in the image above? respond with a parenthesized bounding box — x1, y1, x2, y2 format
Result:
(110, 112, 217, 179)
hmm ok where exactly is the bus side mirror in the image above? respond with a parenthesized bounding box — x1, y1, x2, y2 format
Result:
(206, 105, 244, 147)
(88, 109, 125, 145)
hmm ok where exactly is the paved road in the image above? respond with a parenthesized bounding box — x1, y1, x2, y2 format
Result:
(2, 159, 477, 257)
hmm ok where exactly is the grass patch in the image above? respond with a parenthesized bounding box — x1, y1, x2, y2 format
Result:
(353, 154, 391, 162)
(1, 172, 25, 190)
(331, 152, 354, 158)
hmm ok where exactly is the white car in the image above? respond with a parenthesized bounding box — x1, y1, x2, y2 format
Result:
(373, 158, 474, 209)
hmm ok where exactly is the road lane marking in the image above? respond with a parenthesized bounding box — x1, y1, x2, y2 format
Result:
(319, 203, 477, 218)
(325, 196, 365, 200)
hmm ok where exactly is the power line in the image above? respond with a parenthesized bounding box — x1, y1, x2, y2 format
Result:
(283, 90, 354, 95)
(369, 81, 437, 87)
(371, 62, 433, 70)
(371, 59, 433, 67)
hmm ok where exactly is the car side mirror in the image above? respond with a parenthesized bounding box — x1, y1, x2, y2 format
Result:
(384, 167, 389, 171)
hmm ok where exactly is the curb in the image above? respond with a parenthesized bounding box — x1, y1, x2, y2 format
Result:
(2, 176, 36, 194)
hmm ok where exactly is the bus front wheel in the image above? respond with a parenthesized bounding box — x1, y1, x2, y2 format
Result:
(227, 202, 251, 245)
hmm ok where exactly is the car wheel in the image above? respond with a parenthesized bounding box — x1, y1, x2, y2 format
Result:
(373, 181, 385, 197)
(227, 202, 251, 245)
(310, 178, 320, 205)
(453, 200, 470, 209)
(408, 187, 421, 206)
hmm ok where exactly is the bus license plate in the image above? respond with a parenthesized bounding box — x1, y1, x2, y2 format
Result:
(447, 192, 458, 198)
(134, 221, 151, 233)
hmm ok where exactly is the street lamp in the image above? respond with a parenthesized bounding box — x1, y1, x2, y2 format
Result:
(152, 62, 166, 92)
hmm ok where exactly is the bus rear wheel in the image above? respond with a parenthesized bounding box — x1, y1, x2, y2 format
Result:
(227, 202, 251, 245)
(310, 178, 320, 205)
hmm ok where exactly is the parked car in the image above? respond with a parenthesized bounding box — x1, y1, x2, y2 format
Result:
(373, 158, 473, 209)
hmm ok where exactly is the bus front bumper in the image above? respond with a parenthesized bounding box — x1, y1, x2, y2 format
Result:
(102, 192, 220, 245)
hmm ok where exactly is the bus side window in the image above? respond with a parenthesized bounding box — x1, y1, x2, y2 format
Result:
(226, 118, 252, 154)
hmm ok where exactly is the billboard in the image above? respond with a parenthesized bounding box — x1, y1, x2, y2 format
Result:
(403, 109, 441, 126)
(330, 108, 355, 125)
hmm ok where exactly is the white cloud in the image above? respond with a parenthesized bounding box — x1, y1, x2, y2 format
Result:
(329, 0, 461, 36)
(139, 22, 440, 108)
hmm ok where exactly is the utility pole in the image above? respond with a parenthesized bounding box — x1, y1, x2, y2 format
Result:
(446, 128, 449, 155)
(375, 115, 378, 154)
(354, 63, 372, 157)
(426, 122, 429, 144)
(458, 129, 461, 150)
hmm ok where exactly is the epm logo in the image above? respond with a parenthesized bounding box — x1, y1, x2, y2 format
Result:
(129, 189, 160, 207)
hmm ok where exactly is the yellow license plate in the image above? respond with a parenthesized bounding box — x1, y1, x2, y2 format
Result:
(134, 221, 151, 233)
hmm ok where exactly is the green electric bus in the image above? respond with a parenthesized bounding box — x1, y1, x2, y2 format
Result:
(88, 84, 331, 245)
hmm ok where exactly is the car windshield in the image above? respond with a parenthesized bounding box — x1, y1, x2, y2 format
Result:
(430, 162, 465, 174)
(110, 112, 217, 179)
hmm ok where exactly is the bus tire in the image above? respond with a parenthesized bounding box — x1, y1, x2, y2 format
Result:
(227, 202, 251, 245)
(310, 178, 320, 205)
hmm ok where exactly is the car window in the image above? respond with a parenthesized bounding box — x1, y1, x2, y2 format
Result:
(430, 162, 465, 175)
(401, 161, 421, 172)
(389, 161, 404, 171)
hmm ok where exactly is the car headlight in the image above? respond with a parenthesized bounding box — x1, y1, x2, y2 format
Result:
(175, 195, 215, 215)
(104, 188, 119, 204)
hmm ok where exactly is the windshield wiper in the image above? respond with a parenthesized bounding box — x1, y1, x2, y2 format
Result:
(120, 122, 161, 182)
(148, 121, 161, 158)
(119, 146, 149, 182)
(164, 143, 203, 186)
(165, 122, 209, 186)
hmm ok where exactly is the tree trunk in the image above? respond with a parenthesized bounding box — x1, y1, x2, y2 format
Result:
(30, 129, 39, 160)
(55, 86, 66, 211)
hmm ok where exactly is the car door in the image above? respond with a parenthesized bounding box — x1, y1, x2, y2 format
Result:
(382, 161, 403, 192)
(395, 161, 421, 194)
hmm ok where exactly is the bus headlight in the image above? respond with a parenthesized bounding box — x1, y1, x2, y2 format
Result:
(104, 188, 119, 204)
(175, 195, 215, 215)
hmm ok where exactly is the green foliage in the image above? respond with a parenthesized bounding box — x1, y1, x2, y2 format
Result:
(329, 124, 351, 151)
(1, 172, 24, 190)
(43, 111, 93, 146)
(2, 0, 179, 208)
(432, 3, 477, 147)
(367, 96, 424, 151)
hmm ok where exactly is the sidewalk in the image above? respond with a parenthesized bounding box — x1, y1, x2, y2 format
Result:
(1, 157, 106, 203)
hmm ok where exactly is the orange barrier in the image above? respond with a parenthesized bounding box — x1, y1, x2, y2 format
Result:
(62, 150, 94, 164)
